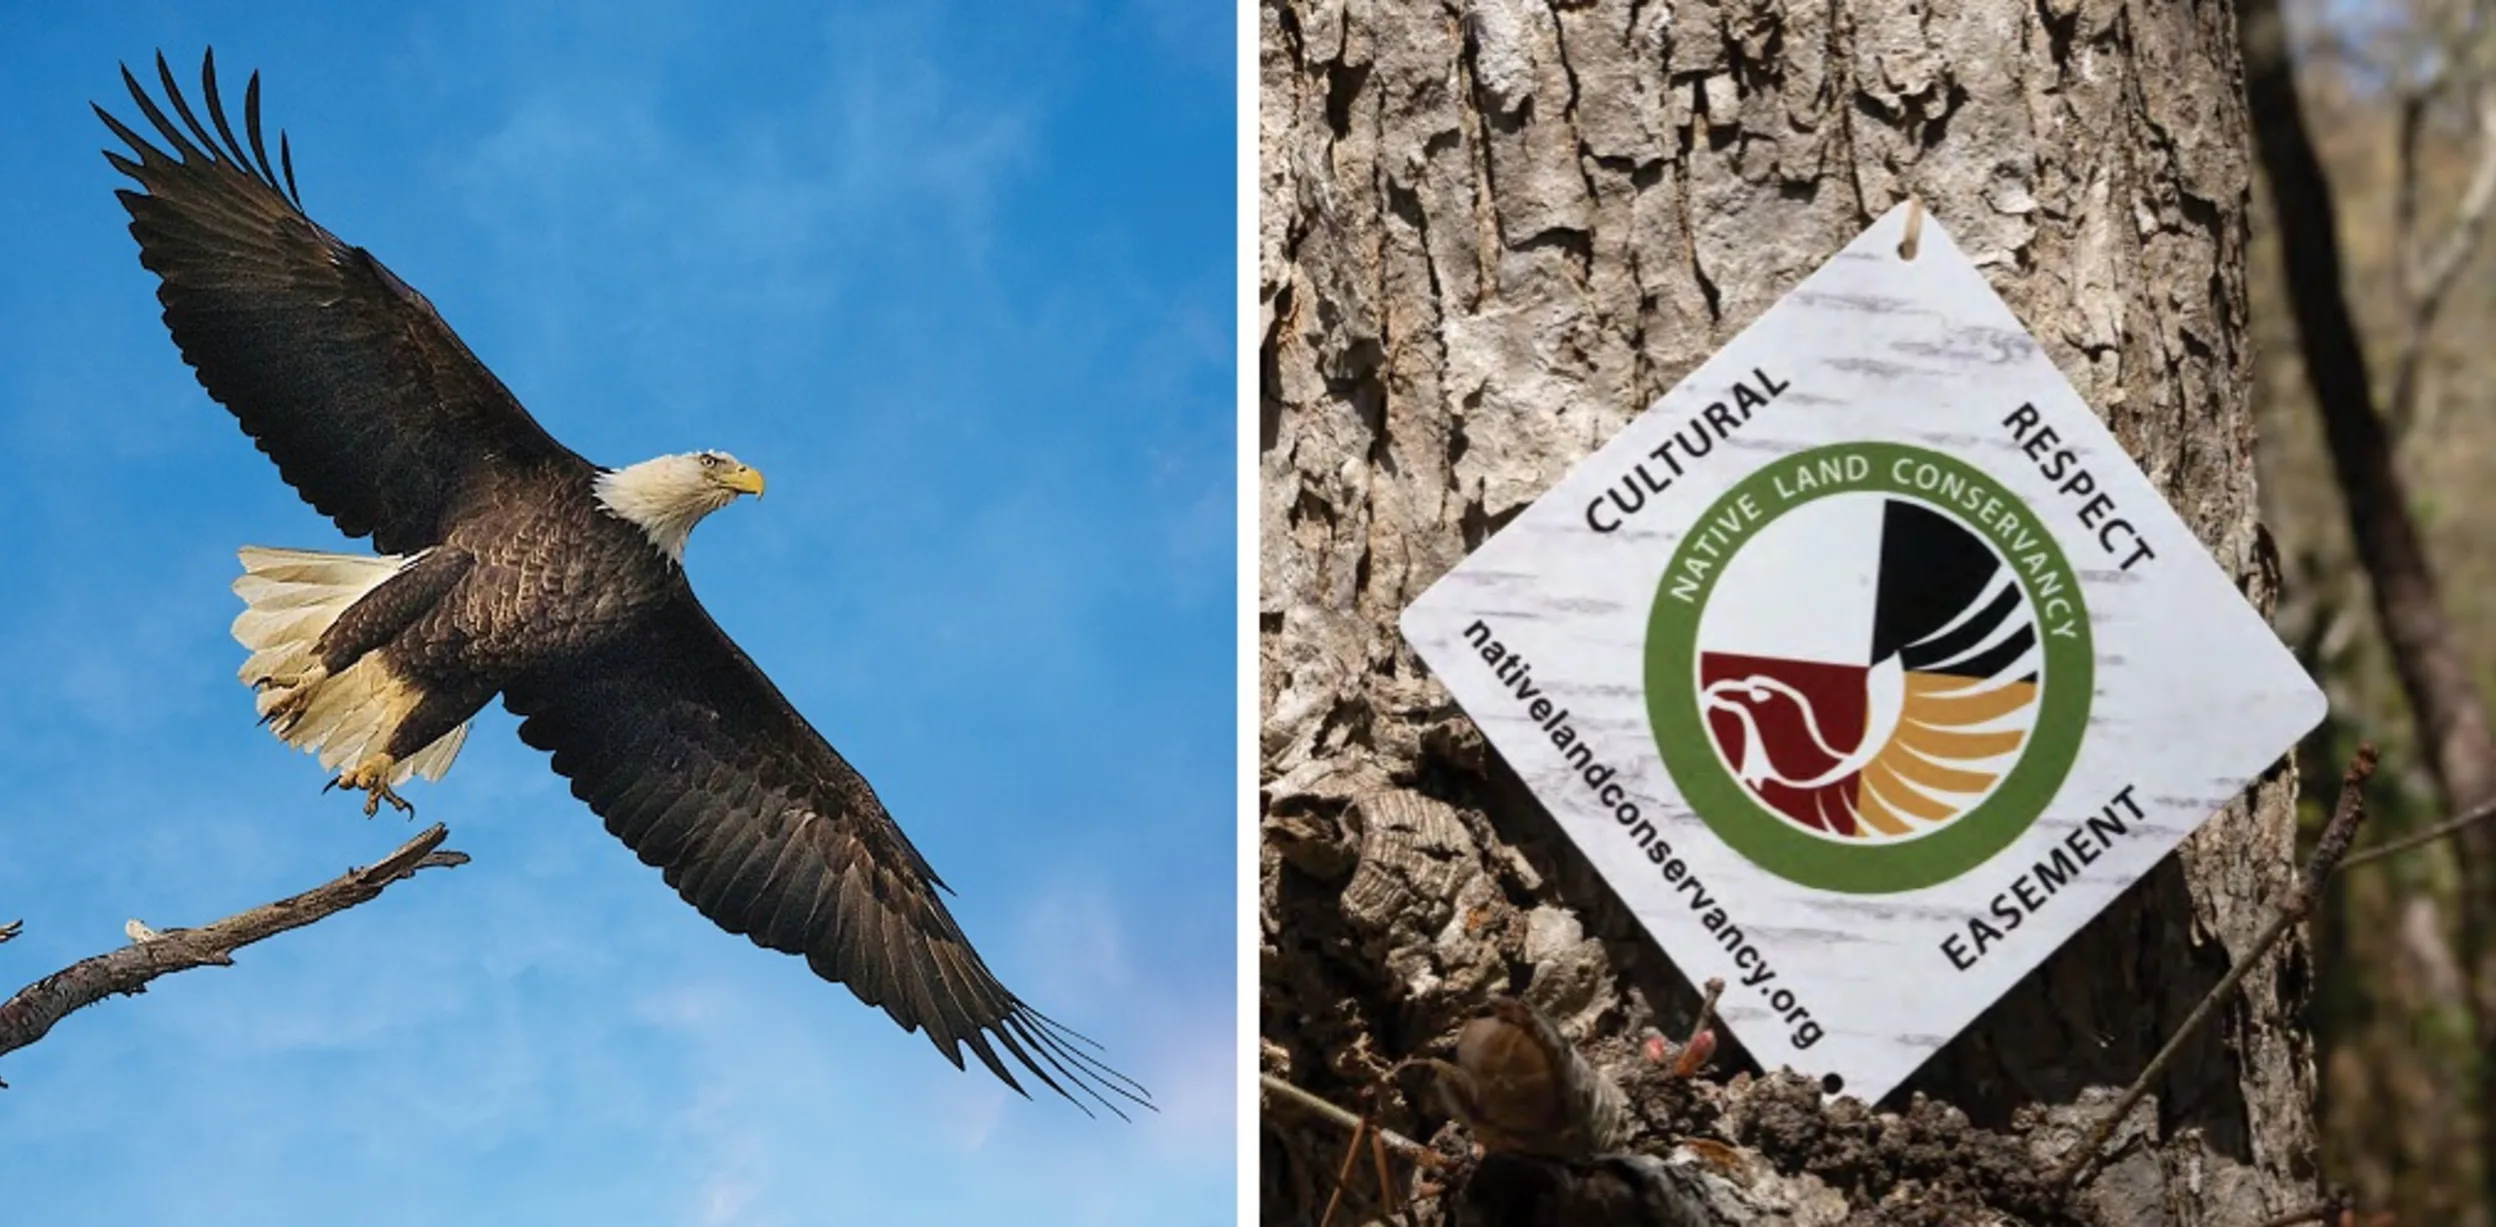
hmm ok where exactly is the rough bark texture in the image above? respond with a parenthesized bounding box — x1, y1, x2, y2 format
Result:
(1259, 0, 2318, 1221)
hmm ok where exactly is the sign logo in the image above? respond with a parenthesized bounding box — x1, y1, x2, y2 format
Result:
(1646, 443, 2093, 893)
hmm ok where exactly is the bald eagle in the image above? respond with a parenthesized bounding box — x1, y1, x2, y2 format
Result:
(97, 51, 1147, 1118)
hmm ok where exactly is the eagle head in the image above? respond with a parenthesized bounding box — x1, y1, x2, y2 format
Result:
(594, 450, 767, 561)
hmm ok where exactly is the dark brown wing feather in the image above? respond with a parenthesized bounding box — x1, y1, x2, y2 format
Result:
(98, 50, 587, 553)
(503, 593, 1151, 1118)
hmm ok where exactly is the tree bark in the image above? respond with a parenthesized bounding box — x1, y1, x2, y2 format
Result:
(1259, 0, 2318, 1221)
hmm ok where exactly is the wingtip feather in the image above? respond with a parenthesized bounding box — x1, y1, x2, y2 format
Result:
(243, 70, 282, 191)
(200, 48, 252, 171)
(155, 50, 221, 163)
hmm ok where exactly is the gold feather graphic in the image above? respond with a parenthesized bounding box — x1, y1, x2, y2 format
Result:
(1853, 671, 2038, 836)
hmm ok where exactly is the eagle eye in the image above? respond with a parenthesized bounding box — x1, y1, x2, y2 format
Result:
(700, 454, 721, 468)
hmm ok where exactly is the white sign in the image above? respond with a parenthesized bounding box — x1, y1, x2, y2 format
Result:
(1400, 204, 2326, 1102)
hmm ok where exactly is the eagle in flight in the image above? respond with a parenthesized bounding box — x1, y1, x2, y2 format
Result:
(97, 50, 1148, 1118)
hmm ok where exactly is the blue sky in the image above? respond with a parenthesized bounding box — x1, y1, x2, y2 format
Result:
(0, 4, 1234, 1224)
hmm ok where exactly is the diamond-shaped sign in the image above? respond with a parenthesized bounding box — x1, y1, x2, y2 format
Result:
(1399, 203, 2326, 1102)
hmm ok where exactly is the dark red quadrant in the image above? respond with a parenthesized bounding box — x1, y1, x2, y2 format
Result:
(1699, 652, 1871, 836)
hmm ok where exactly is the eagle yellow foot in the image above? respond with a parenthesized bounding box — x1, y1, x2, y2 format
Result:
(250, 665, 322, 690)
(326, 755, 412, 818)
(251, 666, 328, 737)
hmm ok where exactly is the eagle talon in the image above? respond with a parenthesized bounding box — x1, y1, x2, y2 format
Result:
(334, 757, 412, 819)
(258, 679, 317, 735)
(252, 665, 321, 692)
(364, 783, 412, 819)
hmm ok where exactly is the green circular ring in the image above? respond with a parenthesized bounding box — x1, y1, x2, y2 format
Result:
(1643, 442, 2093, 894)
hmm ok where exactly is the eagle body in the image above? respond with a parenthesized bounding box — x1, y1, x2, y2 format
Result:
(357, 466, 687, 685)
(99, 51, 1145, 1118)
(248, 462, 689, 778)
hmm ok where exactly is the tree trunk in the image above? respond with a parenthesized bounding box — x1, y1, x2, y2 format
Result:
(1258, 0, 2318, 1222)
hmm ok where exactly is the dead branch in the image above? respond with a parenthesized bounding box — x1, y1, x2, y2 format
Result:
(0, 824, 468, 1077)
(2391, 89, 2496, 437)
(2340, 794, 2496, 871)
(2057, 748, 2379, 1190)
(1260, 1071, 1450, 1170)
(2405, 91, 2496, 323)
(1681, 977, 1723, 1054)
(1645, 978, 1725, 1079)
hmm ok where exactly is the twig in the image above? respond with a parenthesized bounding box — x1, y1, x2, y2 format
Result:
(2055, 748, 2379, 1190)
(2407, 92, 2496, 322)
(2338, 794, 2496, 870)
(1318, 1113, 1367, 1227)
(1260, 1072, 1450, 1170)
(1662, 976, 1726, 1077)
(1369, 1125, 1404, 1223)
(0, 825, 468, 1072)
(2394, 87, 2427, 305)
(1684, 976, 1725, 1050)
(2391, 91, 2496, 438)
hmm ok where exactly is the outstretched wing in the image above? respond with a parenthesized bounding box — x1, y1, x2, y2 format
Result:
(98, 50, 587, 554)
(503, 593, 1150, 1118)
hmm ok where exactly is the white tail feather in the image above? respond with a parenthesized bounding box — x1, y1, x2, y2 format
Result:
(232, 546, 470, 787)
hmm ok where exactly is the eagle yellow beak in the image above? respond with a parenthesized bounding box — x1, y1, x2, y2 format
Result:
(722, 464, 766, 497)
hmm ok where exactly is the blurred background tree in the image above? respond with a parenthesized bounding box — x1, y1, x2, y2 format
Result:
(2253, 0, 2496, 1219)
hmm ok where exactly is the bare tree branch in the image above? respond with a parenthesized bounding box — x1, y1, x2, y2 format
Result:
(2392, 90, 2496, 437)
(1260, 1072, 1448, 1170)
(0, 824, 468, 1078)
(2341, 795, 2496, 870)
(2407, 99, 2496, 314)
(2395, 88, 2429, 305)
(2057, 748, 2380, 1190)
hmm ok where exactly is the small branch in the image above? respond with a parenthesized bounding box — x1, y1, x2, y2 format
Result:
(1683, 976, 1724, 1051)
(2340, 794, 2496, 871)
(0, 825, 468, 1070)
(1319, 1113, 1369, 1227)
(2408, 93, 2496, 316)
(2055, 748, 2379, 1191)
(1369, 1126, 1404, 1224)
(2395, 87, 2428, 306)
(2392, 92, 2496, 437)
(1656, 976, 1726, 1077)
(1260, 1072, 1450, 1170)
